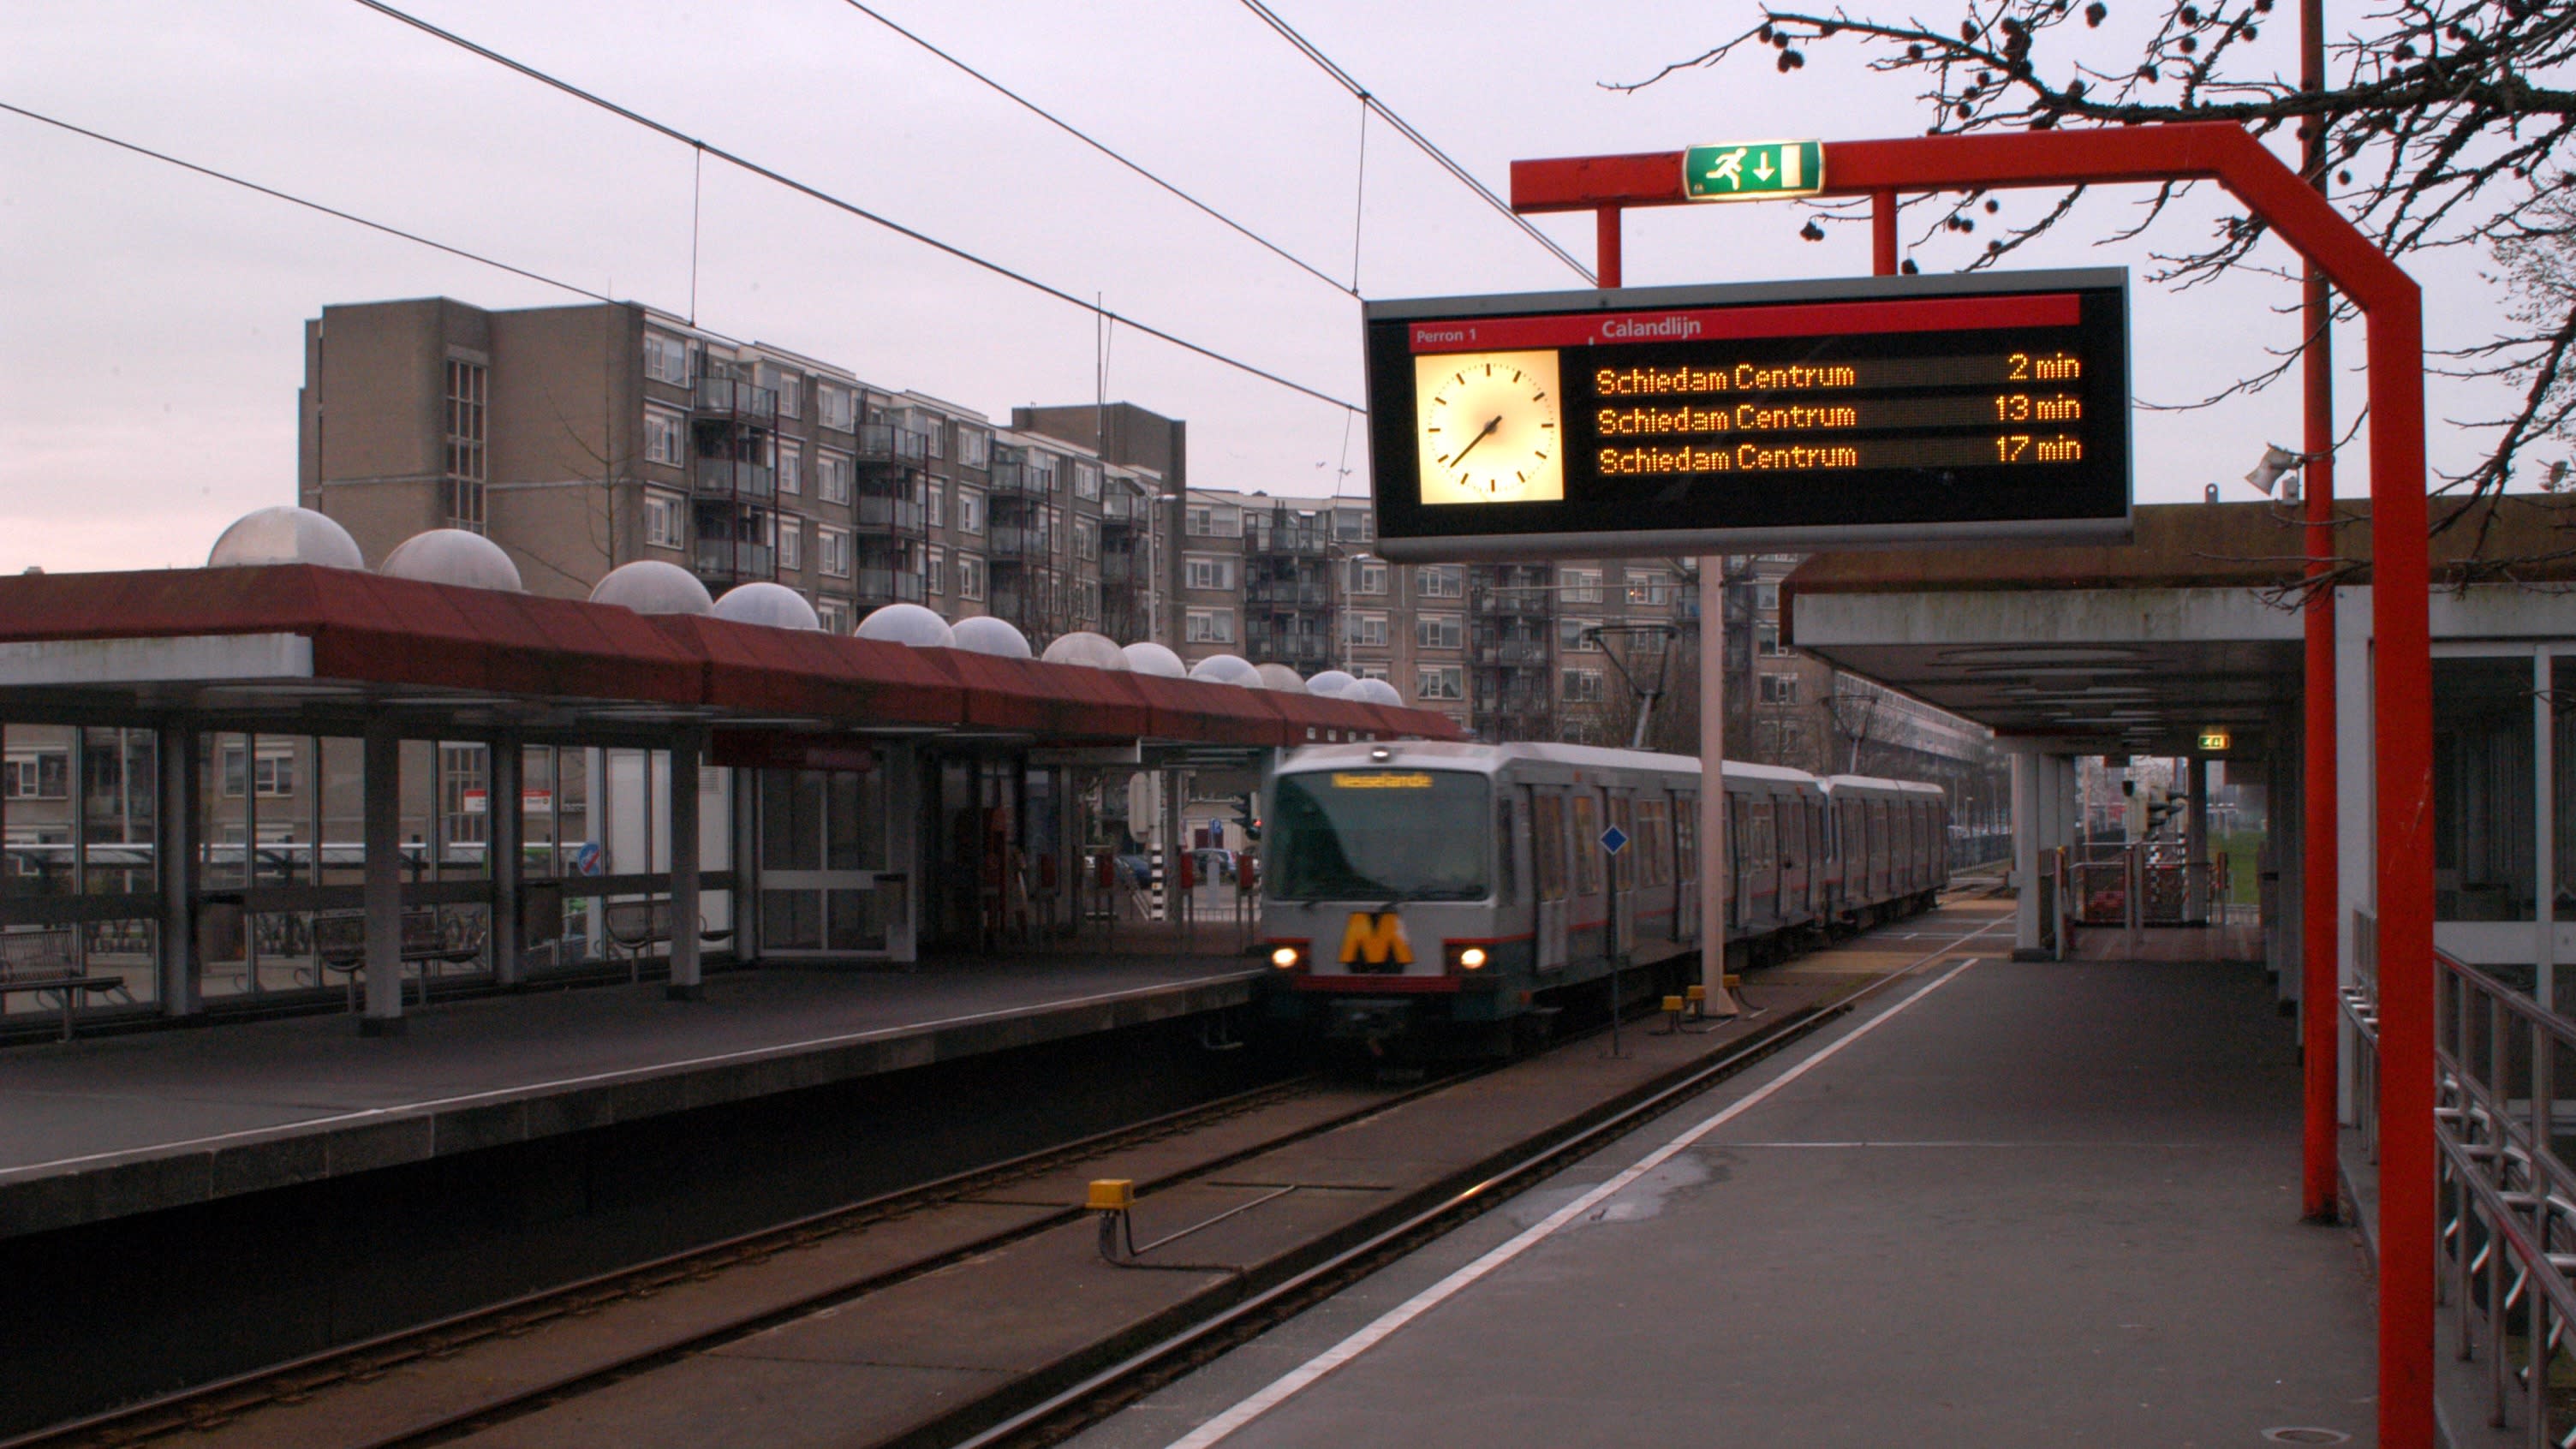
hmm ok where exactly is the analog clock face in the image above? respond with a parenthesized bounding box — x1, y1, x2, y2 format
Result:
(1413, 349, 1564, 505)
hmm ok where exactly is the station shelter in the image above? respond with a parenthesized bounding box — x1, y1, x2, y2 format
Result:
(0, 546, 1453, 1041)
(1786, 493, 2576, 1073)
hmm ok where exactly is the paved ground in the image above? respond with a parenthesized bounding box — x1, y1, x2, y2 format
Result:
(1070, 948, 2380, 1449)
(0, 955, 1259, 1236)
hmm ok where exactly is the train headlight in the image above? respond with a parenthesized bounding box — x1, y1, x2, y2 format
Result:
(1459, 947, 1488, 970)
(1445, 942, 1490, 971)
(1269, 944, 1306, 970)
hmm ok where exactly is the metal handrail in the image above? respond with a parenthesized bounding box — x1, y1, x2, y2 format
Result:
(2347, 950, 2576, 1444)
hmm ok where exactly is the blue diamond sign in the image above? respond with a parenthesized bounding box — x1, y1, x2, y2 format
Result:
(1600, 825, 1629, 856)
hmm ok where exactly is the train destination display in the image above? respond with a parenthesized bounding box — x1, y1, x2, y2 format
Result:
(1364, 270, 2132, 560)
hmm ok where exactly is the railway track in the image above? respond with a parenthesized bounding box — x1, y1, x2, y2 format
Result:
(17, 890, 2007, 1449)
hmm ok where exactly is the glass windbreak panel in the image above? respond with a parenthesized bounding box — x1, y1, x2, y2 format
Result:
(1267, 769, 1490, 903)
(523, 745, 561, 877)
(827, 887, 888, 951)
(764, 889, 823, 951)
(2432, 656, 2537, 922)
(0, 917, 156, 1018)
(556, 748, 593, 877)
(5, 724, 78, 898)
(82, 727, 157, 896)
(826, 773, 870, 871)
(203, 732, 253, 890)
(2556, 656, 2575, 920)
(439, 742, 489, 880)
(402, 740, 438, 885)
(763, 771, 826, 872)
(317, 737, 366, 890)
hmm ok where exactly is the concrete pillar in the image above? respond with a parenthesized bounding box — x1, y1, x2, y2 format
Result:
(1698, 558, 1736, 1012)
(491, 735, 523, 987)
(361, 722, 404, 1035)
(667, 728, 703, 1001)
(2012, 751, 2042, 958)
(157, 723, 201, 1017)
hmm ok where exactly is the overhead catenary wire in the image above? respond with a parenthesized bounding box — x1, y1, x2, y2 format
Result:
(1234, 0, 1594, 285)
(835, 0, 1353, 299)
(347, 0, 1362, 414)
(0, 98, 619, 309)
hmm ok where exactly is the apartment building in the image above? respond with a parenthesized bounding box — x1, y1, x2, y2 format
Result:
(297, 298, 1172, 650)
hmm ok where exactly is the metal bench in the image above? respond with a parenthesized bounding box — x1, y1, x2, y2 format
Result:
(0, 928, 133, 1041)
(601, 899, 733, 982)
(312, 909, 486, 1009)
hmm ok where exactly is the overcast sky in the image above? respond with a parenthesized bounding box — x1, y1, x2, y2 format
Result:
(0, 0, 2528, 575)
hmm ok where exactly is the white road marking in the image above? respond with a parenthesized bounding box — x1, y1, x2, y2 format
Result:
(0, 974, 1255, 1180)
(1160, 926, 2001, 1449)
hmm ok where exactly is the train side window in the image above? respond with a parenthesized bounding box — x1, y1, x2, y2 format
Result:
(1496, 798, 1518, 903)
(1534, 793, 1566, 902)
(1571, 793, 1601, 897)
(1608, 795, 1634, 891)
(1637, 798, 1670, 886)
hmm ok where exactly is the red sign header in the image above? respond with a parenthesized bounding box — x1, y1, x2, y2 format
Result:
(1408, 292, 2079, 355)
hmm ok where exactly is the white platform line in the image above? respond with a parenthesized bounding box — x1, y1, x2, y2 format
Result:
(0, 975, 1253, 1181)
(1161, 939, 1995, 1449)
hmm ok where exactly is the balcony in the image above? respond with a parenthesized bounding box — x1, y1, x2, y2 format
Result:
(851, 424, 929, 466)
(855, 566, 926, 606)
(1101, 492, 1141, 523)
(1244, 528, 1330, 558)
(853, 495, 923, 533)
(695, 540, 774, 580)
(695, 377, 777, 416)
(1100, 552, 1142, 586)
(1246, 634, 1334, 668)
(988, 461, 1053, 497)
(1474, 641, 1549, 667)
(1472, 589, 1552, 617)
(1244, 580, 1333, 607)
(695, 459, 775, 501)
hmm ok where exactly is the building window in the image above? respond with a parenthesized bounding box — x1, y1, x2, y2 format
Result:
(644, 490, 684, 549)
(1185, 504, 1240, 538)
(444, 358, 488, 532)
(220, 741, 298, 798)
(1559, 618, 1602, 653)
(1562, 568, 1602, 604)
(1185, 554, 1236, 591)
(1051, 505, 1066, 556)
(1075, 460, 1101, 500)
(1346, 558, 1387, 596)
(1626, 570, 1671, 606)
(1414, 613, 1463, 651)
(817, 384, 855, 431)
(1756, 581, 1782, 611)
(957, 487, 985, 535)
(958, 426, 989, 470)
(1760, 672, 1800, 705)
(1075, 518, 1098, 561)
(956, 553, 986, 601)
(776, 442, 802, 497)
(1416, 665, 1464, 701)
(1333, 510, 1374, 543)
(1757, 623, 1783, 656)
(927, 546, 945, 594)
(1354, 664, 1391, 683)
(759, 365, 802, 418)
(778, 517, 802, 571)
(1186, 608, 1235, 644)
(1416, 564, 1464, 599)
(927, 483, 945, 528)
(818, 526, 851, 578)
(1077, 581, 1100, 622)
(814, 450, 851, 504)
(644, 331, 692, 386)
(3, 749, 69, 800)
(815, 598, 850, 634)
(1343, 611, 1389, 647)
(1562, 668, 1606, 704)
(645, 405, 686, 466)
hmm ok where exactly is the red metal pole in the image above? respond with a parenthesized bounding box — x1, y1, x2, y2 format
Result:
(1596, 206, 1623, 289)
(2298, 0, 2341, 1226)
(1872, 190, 1898, 276)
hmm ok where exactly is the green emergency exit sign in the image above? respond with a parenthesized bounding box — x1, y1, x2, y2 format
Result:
(1682, 140, 1825, 201)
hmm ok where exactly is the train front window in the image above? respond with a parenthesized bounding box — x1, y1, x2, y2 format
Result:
(1268, 770, 1490, 902)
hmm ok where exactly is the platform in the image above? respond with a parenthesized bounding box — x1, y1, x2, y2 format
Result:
(1076, 952, 2379, 1449)
(0, 955, 1263, 1241)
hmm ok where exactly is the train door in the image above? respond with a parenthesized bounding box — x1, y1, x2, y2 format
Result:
(1674, 791, 1699, 940)
(1530, 788, 1569, 971)
(1570, 789, 1604, 964)
(1778, 793, 1810, 925)
(1607, 791, 1637, 954)
(1868, 799, 1891, 903)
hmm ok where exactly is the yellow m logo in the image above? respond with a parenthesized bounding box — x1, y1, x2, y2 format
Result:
(1339, 912, 1414, 966)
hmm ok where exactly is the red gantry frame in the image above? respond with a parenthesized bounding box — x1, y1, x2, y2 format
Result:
(1514, 123, 2433, 1446)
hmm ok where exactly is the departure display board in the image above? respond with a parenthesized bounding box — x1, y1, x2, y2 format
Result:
(1363, 269, 2132, 561)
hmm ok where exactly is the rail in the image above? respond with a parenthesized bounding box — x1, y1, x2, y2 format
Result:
(2345, 944, 2576, 1445)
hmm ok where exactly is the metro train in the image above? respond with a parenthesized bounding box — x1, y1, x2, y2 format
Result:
(1258, 740, 1948, 1054)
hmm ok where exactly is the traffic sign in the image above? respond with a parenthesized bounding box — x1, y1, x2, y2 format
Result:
(1600, 824, 1629, 856)
(1683, 140, 1824, 201)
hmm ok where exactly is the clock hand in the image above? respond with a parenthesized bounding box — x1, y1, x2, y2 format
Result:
(1445, 414, 1503, 468)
